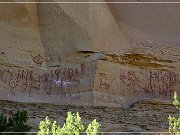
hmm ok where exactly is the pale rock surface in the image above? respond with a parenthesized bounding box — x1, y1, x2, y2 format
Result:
(0, 0, 180, 109)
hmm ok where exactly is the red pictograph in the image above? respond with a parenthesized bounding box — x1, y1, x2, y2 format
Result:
(33, 54, 43, 65)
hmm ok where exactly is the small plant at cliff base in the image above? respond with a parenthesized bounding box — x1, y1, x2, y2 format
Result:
(59, 112, 85, 135)
(86, 119, 101, 135)
(38, 116, 56, 135)
(38, 112, 102, 135)
(0, 110, 31, 135)
(168, 92, 180, 135)
(0, 113, 8, 132)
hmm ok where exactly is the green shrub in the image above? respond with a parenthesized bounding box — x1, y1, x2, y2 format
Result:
(0, 110, 31, 135)
(38, 112, 101, 135)
(169, 92, 180, 135)
(86, 119, 101, 135)
(0, 113, 8, 132)
(59, 112, 85, 135)
(38, 116, 54, 135)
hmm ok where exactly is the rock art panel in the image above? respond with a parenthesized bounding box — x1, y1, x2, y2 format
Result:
(94, 60, 180, 107)
(1, 2, 180, 108)
(0, 60, 96, 106)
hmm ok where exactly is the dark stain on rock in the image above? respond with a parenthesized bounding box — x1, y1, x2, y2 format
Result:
(104, 53, 174, 69)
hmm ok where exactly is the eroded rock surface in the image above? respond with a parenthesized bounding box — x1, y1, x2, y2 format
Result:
(0, 0, 180, 108)
(0, 99, 176, 133)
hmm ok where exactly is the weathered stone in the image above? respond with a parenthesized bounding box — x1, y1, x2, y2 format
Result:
(0, 99, 175, 132)
(0, 1, 180, 130)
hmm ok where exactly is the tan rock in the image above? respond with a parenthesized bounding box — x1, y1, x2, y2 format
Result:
(0, 0, 180, 108)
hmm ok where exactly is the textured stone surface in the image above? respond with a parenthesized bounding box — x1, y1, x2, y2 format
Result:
(0, 99, 177, 133)
(93, 59, 179, 107)
(0, 0, 180, 108)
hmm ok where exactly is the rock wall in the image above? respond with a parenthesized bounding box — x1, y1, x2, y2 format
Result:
(94, 60, 179, 108)
(0, 0, 180, 107)
(0, 60, 96, 106)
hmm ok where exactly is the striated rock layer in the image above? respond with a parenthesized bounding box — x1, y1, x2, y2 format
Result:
(0, 99, 177, 132)
(0, 0, 180, 108)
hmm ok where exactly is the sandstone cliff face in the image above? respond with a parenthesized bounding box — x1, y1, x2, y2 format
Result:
(0, 0, 180, 108)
